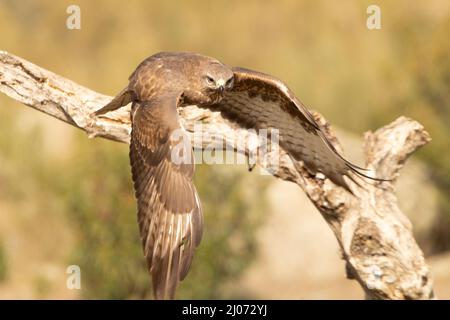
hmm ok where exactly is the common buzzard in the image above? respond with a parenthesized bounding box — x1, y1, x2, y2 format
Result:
(94, 52, 381, 299)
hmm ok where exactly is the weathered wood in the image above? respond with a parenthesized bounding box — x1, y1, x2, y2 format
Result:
(0, 50, 434, 299)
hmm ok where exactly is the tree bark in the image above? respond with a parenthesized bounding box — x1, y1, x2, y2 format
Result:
(0, 50, 434, 299)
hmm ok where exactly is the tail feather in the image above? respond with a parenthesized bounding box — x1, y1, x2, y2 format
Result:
(94, 87, 132, 116)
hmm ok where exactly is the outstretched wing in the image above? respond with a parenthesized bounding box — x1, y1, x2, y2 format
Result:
(130, 96, 203, 300)
(209, 67, 375, 191)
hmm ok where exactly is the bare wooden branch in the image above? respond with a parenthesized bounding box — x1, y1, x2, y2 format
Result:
(0, 50, 434, 299)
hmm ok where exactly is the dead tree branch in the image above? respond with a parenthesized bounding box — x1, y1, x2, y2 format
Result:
(0, 50, 434, 299)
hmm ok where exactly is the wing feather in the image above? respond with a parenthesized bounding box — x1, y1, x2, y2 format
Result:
(208, 67, 380, 192)
(130, 97, 202, 300)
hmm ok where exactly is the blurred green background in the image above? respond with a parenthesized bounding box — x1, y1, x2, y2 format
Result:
(0, 0, 449, 299)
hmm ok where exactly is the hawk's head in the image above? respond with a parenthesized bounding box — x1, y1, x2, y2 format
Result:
(182, 55, 234, 105)
(201, 62, 234, 94)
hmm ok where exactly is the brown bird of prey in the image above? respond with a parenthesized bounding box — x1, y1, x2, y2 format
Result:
(94, 52, 380, 300)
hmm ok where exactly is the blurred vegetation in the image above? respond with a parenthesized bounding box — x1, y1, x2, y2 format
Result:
(0, 0, 449, 297)
(386, 13, 450, 253)
(0, 239, 7, 283)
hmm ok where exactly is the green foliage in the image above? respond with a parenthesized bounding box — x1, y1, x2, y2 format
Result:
(59, 139, 150, 299)
(0, 239, 7, 283)
(381, 7, 450, 251)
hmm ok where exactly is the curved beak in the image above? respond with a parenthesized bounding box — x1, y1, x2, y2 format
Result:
(216, 79, 226, 93)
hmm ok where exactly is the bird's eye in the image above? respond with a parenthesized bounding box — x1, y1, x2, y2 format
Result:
(205, 76, 215, 85)
(225, 77, 234, 88)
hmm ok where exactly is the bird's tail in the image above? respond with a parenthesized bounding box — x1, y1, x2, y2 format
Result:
(94, 86, 132, 116)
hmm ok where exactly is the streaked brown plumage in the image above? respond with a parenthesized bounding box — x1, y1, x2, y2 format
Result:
(94, 51, 382, 300)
